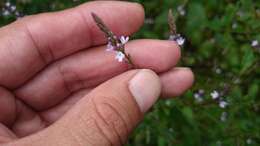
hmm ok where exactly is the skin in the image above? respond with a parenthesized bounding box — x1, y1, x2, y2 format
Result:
(0, 1, 194, 145)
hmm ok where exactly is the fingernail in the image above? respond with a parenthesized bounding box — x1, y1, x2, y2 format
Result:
(128, 69, 161, 113)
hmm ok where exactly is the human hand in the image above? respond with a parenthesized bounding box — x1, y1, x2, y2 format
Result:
(0, 1, 194, 146)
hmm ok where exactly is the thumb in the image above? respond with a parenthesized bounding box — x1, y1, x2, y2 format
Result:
(10, 69, 161, 146)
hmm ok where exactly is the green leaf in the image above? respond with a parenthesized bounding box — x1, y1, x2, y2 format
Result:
(248, 83, 259, 99)
(182, 107, 194, 123)
(240, 46, 256, 74)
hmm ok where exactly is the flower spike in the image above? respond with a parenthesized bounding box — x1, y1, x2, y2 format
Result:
(168, 9, 186, 47)
(91, 12, 134, 66)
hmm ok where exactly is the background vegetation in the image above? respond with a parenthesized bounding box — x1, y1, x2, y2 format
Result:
(1, 0, 259, 146)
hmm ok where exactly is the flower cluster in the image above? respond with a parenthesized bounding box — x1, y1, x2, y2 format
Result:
(1, 1, 23, 19)
(210, 90, 220, 99)
(91, 9, 186, 66)
(91, 12, 133, 66)
(168, 9, 186, 46)
(106, 36, 130, 62)
(193, 89, 229, 109)
(210, 90, 229, 109)
(169, 34, 185, 46)
(177, 5, 186, 16)
(193, 89, 205, 103)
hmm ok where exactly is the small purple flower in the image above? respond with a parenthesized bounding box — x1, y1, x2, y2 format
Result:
(220, 112, 228, 122)
(169, 35, 176, 41)
(251, 40, 258, 47)
(232, 22, 238, 29)
(10, 5, 16, 12)
(106, 42, 115, 51)
(176, 37, 185, 46)
(177, 5, 186, 16)
(194, 93, 203, 103)
(120, 36, 129, 45)
(211, 90, 220, 100)
(215, 68, 222, 74)
(1, 1, 23, 19)
(246, 138, 253, 144)
(169, 34, 185, 46)
(5, 2, 11, 7)
(193, 89, 205, 103)
(198, 89, 205, 94)
(113, 35, 117, 40)
(116, 43, 122, 48)
(115, 51, 125, 62)
(216, 141, 222, 146)
(92, 13, 134, 66)
(2, 10, 10, 16)
(106, 36, 130, 62)
(219, 101, 228, 108)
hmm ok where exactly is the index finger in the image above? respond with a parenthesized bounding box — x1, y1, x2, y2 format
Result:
(0, 1, 144, 88)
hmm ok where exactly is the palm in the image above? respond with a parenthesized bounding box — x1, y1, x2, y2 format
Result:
(1, 83, 91, 139)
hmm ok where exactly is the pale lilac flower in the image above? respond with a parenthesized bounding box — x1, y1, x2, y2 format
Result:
(251, 40, 258, 47)
(211, 90, 220, 99)
(5, 2, 11, 7)
(234, 78, 241, 84)
(194, 93, 200, 99)
(169, 35, 176, 41)
(169, 34, 185, 46)
(193, 89, 205, 103)
(116, 43, 121, 48)
(198, 89, 205, 94)
(216, 141, 222, 146)
(115, 51, 125, 62)
(246, 138, 253, 144)
(15, 11, 23, 19)
(2, 10, 10, 16)
(120, 36, 129, 45)
(194, 93, 203, 103)
(220, 112, 228, 122)
(10, 5, 16, 12)
(215, 68, 222, 74)
(1, 1, 23, 19)
(177, 5, 186, 16)
(113, 35, 117, 40)
(106, 42, 114, 51)
(176, 37, 185, 46)
(105, 36, 130, 63)
(219, 101, 228, 108)
(232, 22, 238, 29)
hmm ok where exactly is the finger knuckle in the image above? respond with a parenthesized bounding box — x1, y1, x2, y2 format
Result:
(92, 96, 130, 145)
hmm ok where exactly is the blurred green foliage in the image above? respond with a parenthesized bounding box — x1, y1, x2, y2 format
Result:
(1, 0, 260, 146)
